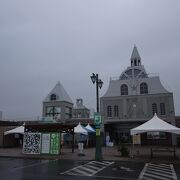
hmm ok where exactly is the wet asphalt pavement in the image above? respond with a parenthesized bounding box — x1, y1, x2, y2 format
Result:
(0, 157, 180, 180)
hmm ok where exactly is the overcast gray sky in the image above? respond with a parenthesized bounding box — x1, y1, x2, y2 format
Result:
(0, 0, 180, 120)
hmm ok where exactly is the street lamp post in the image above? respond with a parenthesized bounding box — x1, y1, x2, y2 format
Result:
(90, 73, 103, 161)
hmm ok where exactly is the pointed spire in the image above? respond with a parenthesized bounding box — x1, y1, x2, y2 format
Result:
(130, 45, 141, 67)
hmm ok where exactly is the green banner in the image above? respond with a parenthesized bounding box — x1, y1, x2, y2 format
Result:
(94, 112, 102, 125)
(50, 133, 60, 155)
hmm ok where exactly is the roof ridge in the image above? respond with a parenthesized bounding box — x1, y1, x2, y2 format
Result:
(43, 81, 73, 104)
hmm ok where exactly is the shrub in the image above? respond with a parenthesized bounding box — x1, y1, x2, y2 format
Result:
(119, 145, 129, 157)
(117, 138, 129, 157)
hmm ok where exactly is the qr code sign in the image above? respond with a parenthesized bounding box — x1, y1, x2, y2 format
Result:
(23, 133, 41, 154)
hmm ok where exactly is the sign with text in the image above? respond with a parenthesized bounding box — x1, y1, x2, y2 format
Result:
(50, 133, 60, 155)
(41, 133, 50, 154)
(96, 129, 101, 136)
(94, 112, 102, 125)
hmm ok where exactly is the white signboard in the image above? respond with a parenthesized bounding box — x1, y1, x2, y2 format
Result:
(133, 134, 141, 145)
(41, 133, 50, 154)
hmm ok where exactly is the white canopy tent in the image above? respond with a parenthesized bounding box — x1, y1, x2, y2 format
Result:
(63, 123, 94, 143)
(131, 113, 180, 135)
(74, 123, 88, 135)
(85, 123, 95, 133)
(130, 114, 180, 158)
(4, 125, 24, 135)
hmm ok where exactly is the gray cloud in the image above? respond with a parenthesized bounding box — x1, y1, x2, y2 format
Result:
(0, 0, 180, 119)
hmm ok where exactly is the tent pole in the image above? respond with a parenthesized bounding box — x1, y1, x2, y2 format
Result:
(72, 128, 74, 153)
(131, 135, 134, 158)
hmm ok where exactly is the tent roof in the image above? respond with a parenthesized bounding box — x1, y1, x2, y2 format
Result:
(85, 123, 95, 133)
(130, 113, 180, 135)
(4, 126, 24, 135)
(74, 123, 88, 135)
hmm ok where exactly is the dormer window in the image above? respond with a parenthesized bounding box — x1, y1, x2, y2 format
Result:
(50, 94, 57, 101)
(140, 82, 148, 94)
(121, 84, 128, 95)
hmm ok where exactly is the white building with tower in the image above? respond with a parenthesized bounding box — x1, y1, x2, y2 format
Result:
(100, 46, 176, 145)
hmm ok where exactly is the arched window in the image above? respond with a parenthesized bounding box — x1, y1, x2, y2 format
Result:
(121, 84, 128, 95)
(50, 94, 57, 101)
(160, 103, 166, 115)
(107, 106, 112, 118)
(140, 82, 148, 94)
(152, 103, 157, 115)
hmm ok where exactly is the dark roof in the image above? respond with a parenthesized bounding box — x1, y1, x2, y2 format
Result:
(70, 118, 94, 125)
(25, 122, 75, 133)
(0, 120, 23, 126)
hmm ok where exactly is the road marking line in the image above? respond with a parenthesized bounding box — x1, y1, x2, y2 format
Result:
(61, 161, 114, 176)
(138, 163, 148, 180)
(144, 173, 172, 180)
(61, 163, 87, 175)
(91, 161, 109, 166)
(148, 163, 172, 170)
(138, 163, 177, 180)
(145, 169, 175, 179)
(78, 166, 96, 173)
(147, 165, 172, 172)
(84, 164, 100, 170)
(66, 172, 77, 176)
(170, 164, 178, 180)
(69, 168, 90, 176)
(147, 166, 173, 175)
(90, 161, 114, 176)
(149, 163, 170, 167)
(88, 161, 109, 168)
